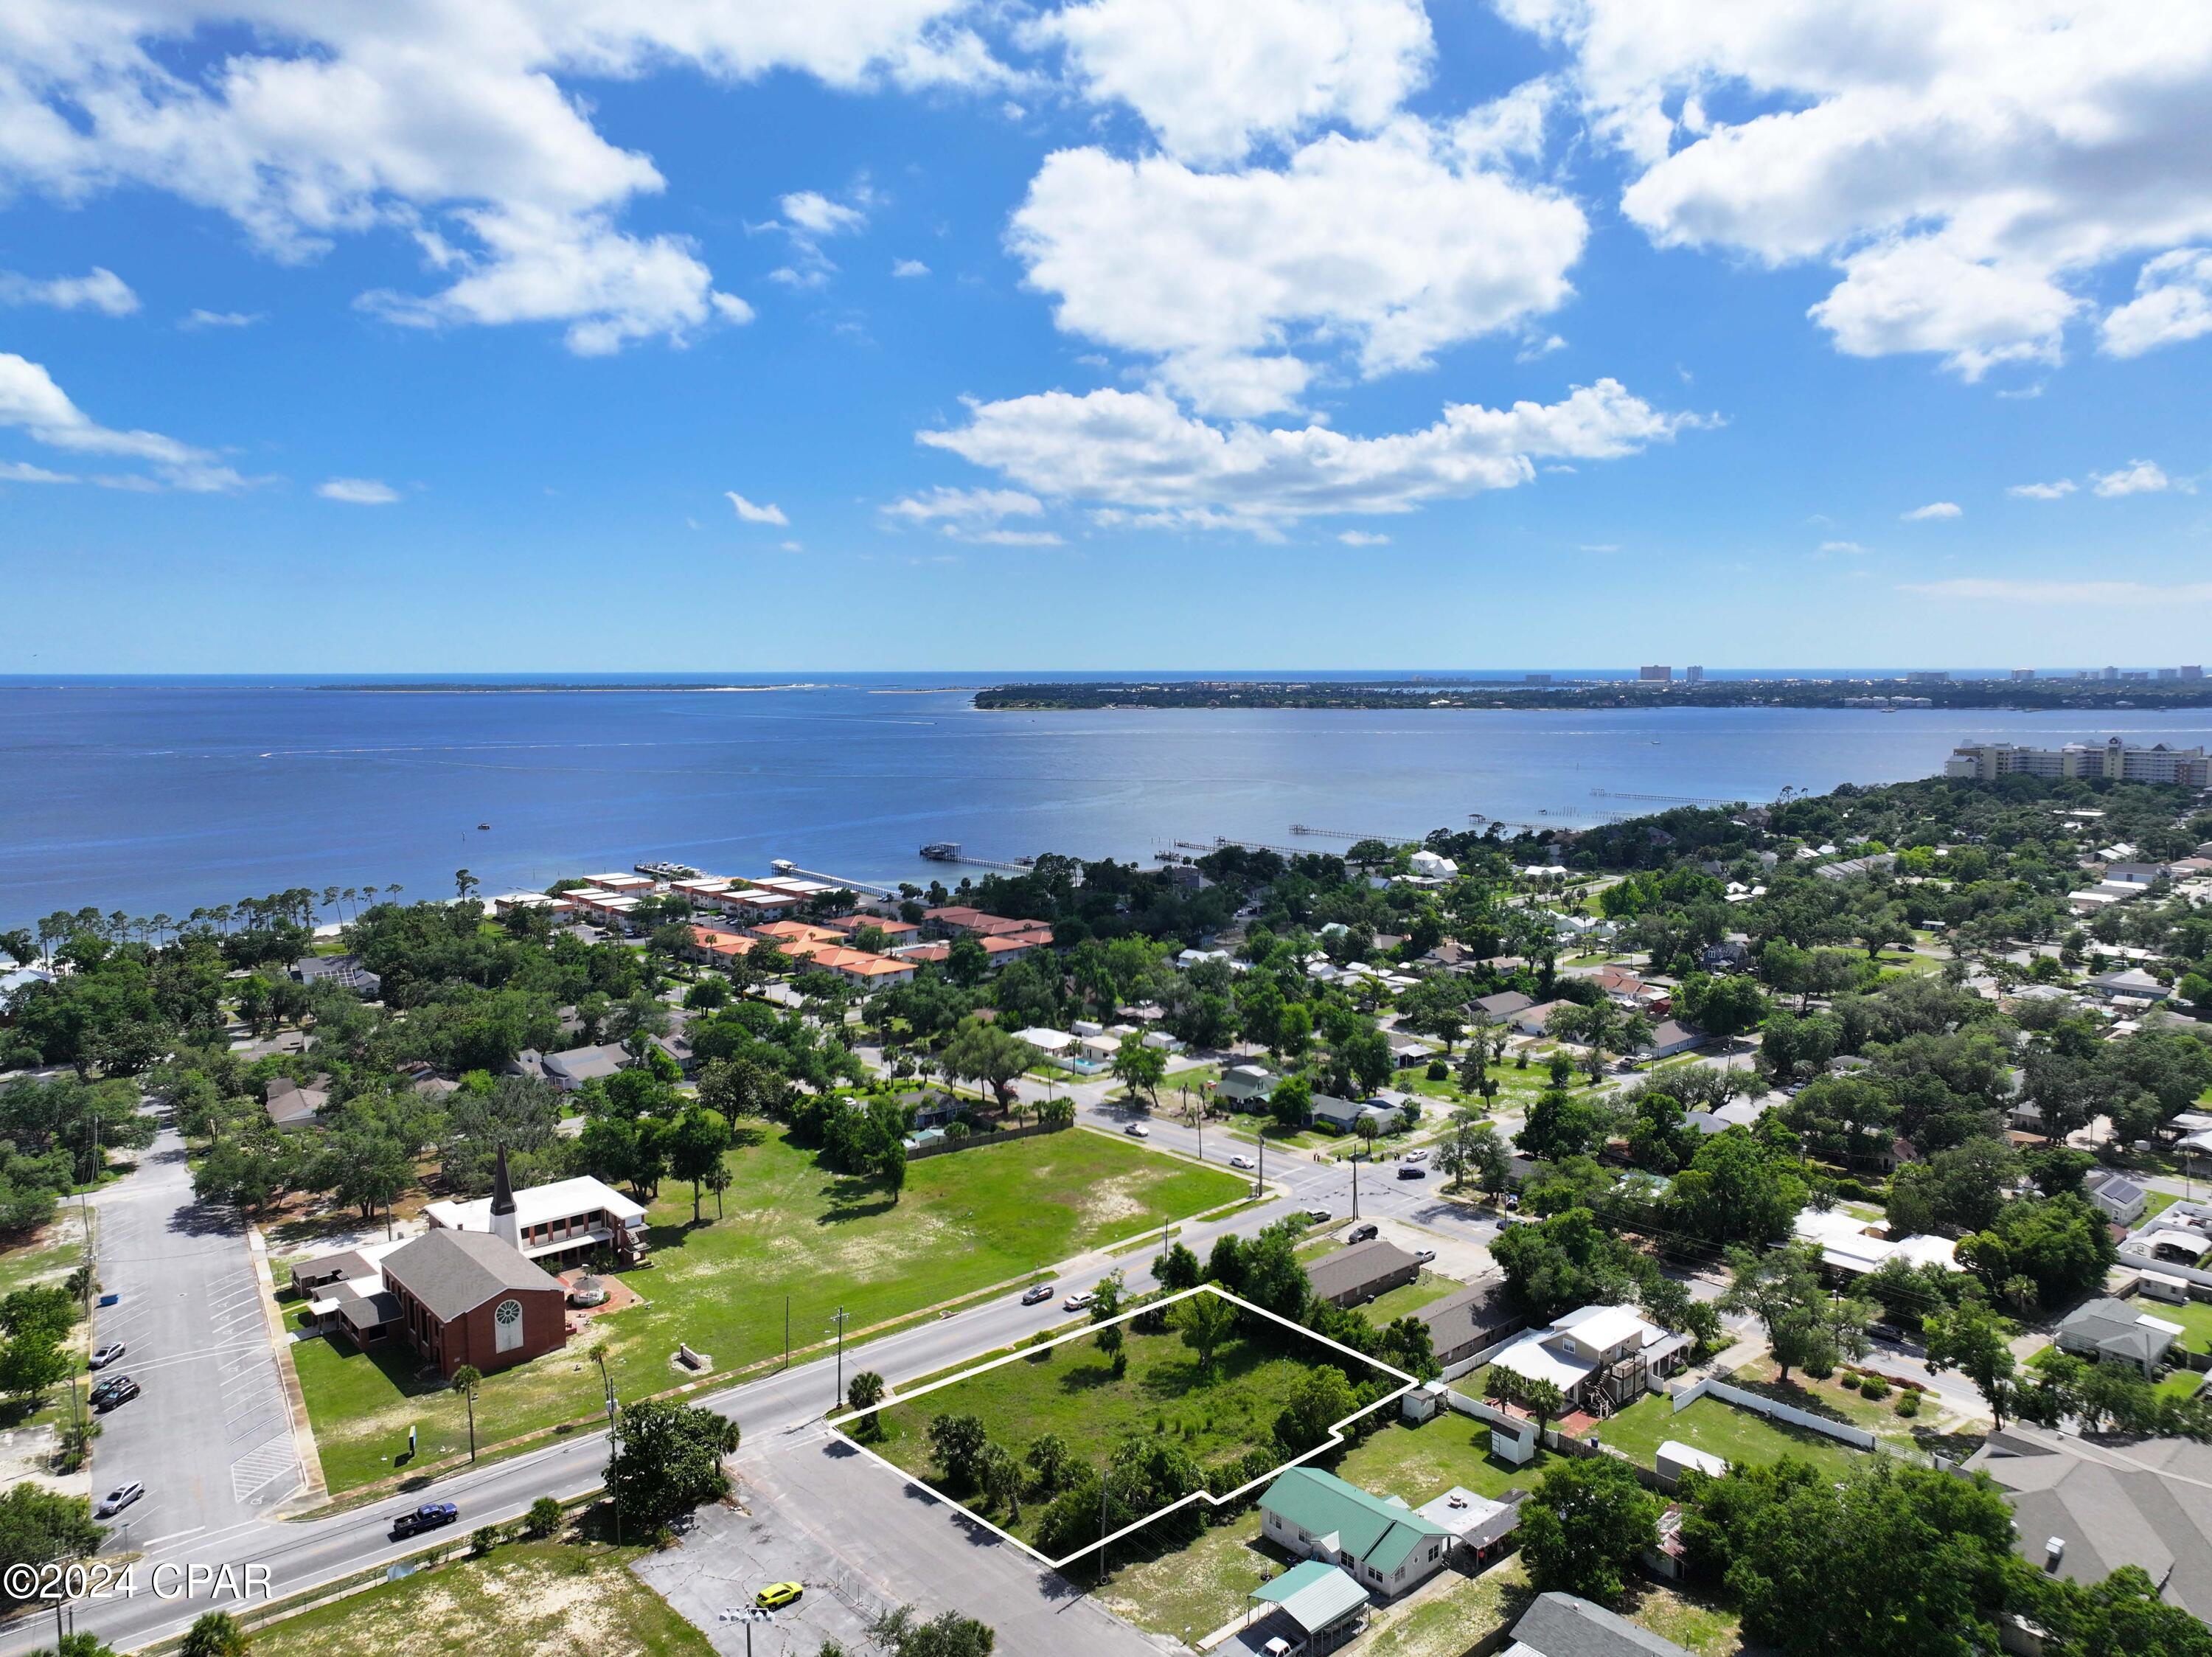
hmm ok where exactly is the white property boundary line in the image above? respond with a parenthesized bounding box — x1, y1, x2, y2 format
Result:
(824, 1282, 1416, 1569)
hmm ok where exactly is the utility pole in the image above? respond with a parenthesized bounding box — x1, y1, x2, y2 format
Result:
(1256, 1130, 1265, 1199)
(1352, 1150, 1361, 1220)
(783, 1296, 790, 1369)
(594, 1349, 622, 1547)
(828, 1307, 849, 1404)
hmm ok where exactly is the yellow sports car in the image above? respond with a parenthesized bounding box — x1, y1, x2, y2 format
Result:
(756, 1583, 804, 1610)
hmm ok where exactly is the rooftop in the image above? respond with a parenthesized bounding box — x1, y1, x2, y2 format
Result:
(380, 1228, 563, 1322)
(1259, 1467, 1450, 1577)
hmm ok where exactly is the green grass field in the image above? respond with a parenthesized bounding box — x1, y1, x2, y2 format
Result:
(1362, 1272, 1466, 1324)
(868, 1310, 1340, 1543)
(2135, 1294, 2212, 1354)
(293, 1125, 1245, 1492)
(0, 1212, 87, 1296)
(1583, 1394, 1868, 1481)
(247, 1540, 710, 1657)
(1332, 1414, 1561, 1503)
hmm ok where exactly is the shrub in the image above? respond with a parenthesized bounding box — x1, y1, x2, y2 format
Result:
(525, 1496, 564, 1538)
(1859, 1375, 1891, 1400)
(467, 1524, 506, 1556)
(1425, 1060, 1449, 1081)
(1895, 1391, 1920, 1418)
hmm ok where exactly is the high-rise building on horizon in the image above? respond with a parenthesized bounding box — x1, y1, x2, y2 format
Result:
(1684, 665, 1705, 683)
(1944, 737, 2210, 788)
(1639, 665, 1672, 683)
(2011, 668, 2035, 681)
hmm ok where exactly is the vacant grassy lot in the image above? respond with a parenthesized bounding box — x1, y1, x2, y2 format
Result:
(869, 1310, 1349, 1543)
(1728, 1358, 1946, 1449)
(0, 1210, 86, 1296)
(1584, 1394, 1867, 1481)
(294, 1126, 1246, 1490)
(248, 1540, 710, 1657)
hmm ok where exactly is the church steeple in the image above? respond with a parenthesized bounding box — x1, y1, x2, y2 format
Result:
(490, 1144, 521, 1249)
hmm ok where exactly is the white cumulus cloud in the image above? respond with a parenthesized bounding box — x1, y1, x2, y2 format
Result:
(316, 476, 399, 504)
(892, 258, 931, 278)
(726, 490, 790, 525)
(2090, 459, 2171, 497)
(0, 352, 246, 491)
(0, 268, 139, 316)
(2101, 249, 2212, 358)
(2008, 479, 2076, 500)
(881, 485, 1059, 543)
(1009, 119, 1587, 415)
(917, 377, 1700, 535)
(1338, 529, 1391, 545)
(181, 309, 264, 330)
(0, 1, 994, 352)
(1500, 0, 2212, 376)
(1901, 501, 1961, 521)
(1032, 0, 1435, 165)
(1818, 540, 1865, 553)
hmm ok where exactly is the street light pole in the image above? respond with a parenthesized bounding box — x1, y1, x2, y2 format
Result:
(594, 1350, 622, 1547)
(829, 1306, 849, 1404)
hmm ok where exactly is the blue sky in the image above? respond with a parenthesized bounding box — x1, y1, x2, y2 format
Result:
(3, 0, 2210, 673)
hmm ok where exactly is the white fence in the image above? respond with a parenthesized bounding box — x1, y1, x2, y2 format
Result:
(1440, 1331, 1531, 1383)
(1670, 1375, 1877, 1450)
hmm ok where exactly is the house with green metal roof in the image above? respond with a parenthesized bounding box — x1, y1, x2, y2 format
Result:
(1259, 1467, 1455, 1599)
(1244, 1560, 1371, 1653)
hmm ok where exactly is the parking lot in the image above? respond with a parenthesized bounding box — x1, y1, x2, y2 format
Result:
(634, 1425, 1175, 1657)
(83, 1122, 299, 1554)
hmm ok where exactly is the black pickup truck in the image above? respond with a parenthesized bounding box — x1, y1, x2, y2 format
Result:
(391, 1501, 460, 1540)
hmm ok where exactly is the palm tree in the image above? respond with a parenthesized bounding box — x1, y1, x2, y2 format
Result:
(847, 1370, 886, 1437)
(452, 1364, 483, 1461)
(455, 869, 479, 902)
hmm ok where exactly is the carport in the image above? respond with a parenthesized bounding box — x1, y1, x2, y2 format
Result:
(1222, 1560, 1369, 1656)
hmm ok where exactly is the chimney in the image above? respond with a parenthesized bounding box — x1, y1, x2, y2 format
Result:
(490, 1144, 521, 1251)
(2044, 1537, 2066, 1572)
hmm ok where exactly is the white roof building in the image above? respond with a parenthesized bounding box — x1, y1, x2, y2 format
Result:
(1792, 1206, 1959, 1276)
(425, 1175, 645, 1263)
(1012, 1026, 1075, 1055)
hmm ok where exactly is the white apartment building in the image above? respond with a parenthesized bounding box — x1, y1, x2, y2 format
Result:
(1944, 737, 2211, 788)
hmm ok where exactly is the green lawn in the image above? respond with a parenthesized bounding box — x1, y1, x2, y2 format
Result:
(2132, 1295, 2212, 1354)
(1331, 1414, 1562, 1504)
(246, 1540, 711, 1657)
(868, 1311, 1343, 1544)
(1584, 1394, 1868, 1481)
(1363, 1272, 1466, 1324)
(1728, 1359, 1935, 1448)
(293, 1126, 1245, 1492)
(2143, 1189, 2182, 1222)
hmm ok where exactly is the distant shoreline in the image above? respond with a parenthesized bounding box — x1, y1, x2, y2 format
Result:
(973, 679, 2212, 715)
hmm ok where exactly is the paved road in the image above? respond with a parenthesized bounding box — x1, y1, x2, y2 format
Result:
(80, 1118, 299, 1557)
(0, 1136, 1343, 1656)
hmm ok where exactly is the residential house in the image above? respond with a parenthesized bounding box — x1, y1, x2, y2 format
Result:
(1472, 990, 1535, 1026)
(1485, 1304, 1691, 1414)
(822, 913, 922, 946)
(1504, 1592, 1694, 1657)
(1416, 1279, 1521, 1368)
(1215, 1064, 1277, 1110)
(540, 1043, 632, 1091)
(2053, 1297, 2182, 1376)
(291, 953, 381, 997)
(1259, 1467, 1456, 1599)
(1310, 1094, 1400, 1135)
(1815, 853, 1898, 882)
(2082, 1169, 2151, 1226)
(1792, 1206, 1959, 1278)
(2087, 968, 2169, 1002)
(263, 1074, 328, 1130)
(1511, 1000, 1568, 1038)
(1307, 1239, 1422, 1307)
(1640, 1020, 1705, 1060)
(1966, 1426, 2212, 1621)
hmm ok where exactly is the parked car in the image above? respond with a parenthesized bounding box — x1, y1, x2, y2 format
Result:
(390, 1501, 459, 1540)
(1348, 1222, 1379, 1243)
(1304, 1208, 1331, 1223)
(1063, 1290, 1096, 1311)
(1122, 1122, 1150, 1138)
(94, 1481, 143, 1518)
(1228, 1154, 1255, 1170)
(88, 1342, 126, 1370)
(1412, 1248, 1437, 1265)
(91, 1375, 140, 1412)
(1397, 1165, 1425, 1180)
(1406, 1149, 1429, 1161)
(756, 1583, 804, 1610)
(1020, 1283, 1054, 1305)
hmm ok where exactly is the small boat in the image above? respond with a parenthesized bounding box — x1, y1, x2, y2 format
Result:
(477, 822, 492, 830)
